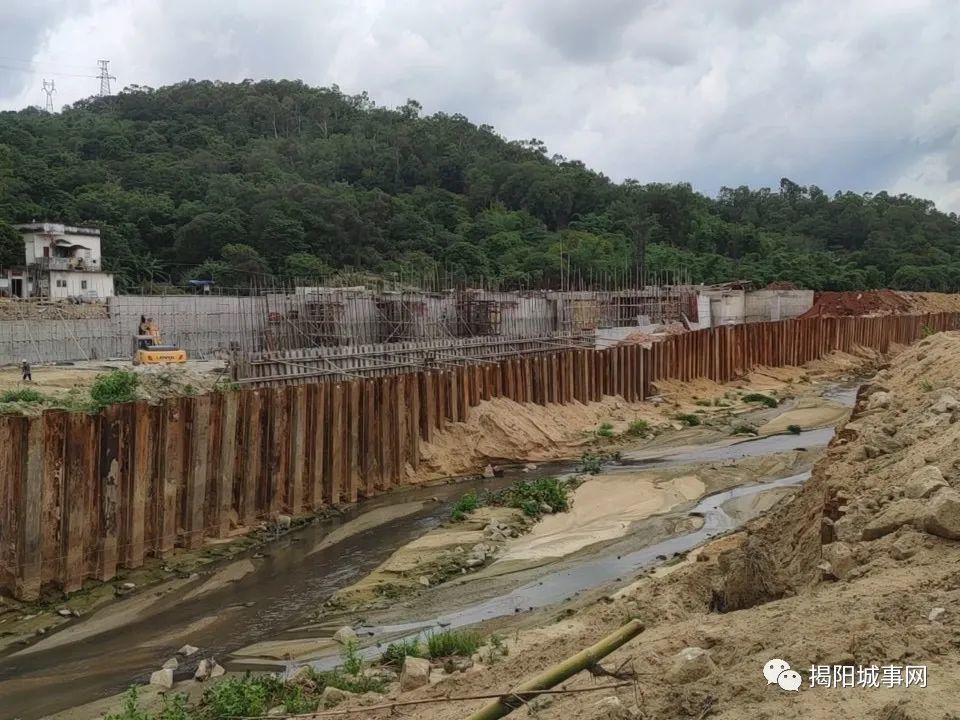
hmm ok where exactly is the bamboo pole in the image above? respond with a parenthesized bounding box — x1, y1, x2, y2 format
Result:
(463, 619, 644, 720)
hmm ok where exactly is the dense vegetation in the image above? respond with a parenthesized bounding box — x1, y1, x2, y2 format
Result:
(2, 79, 959, 291)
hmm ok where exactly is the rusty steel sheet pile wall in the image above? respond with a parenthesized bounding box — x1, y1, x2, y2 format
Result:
(2, 312, 959, 599)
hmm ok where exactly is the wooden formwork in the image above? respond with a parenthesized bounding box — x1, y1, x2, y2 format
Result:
(2, 312, 960, 599)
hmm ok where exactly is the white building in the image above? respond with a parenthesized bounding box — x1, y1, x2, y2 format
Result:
(5, 222, 115, 300)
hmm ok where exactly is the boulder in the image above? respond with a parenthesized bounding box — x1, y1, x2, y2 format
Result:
(266, 706, 287, 716)
(593, 696, 638, 719)
(482, 464, 495, 478)
(149, 668, 174, 690)
(929, 607, 946, 622)
(821, 542, 857, 580)
(867, 391, 892, 410)
(905, 466, 948, 499)
(418, 576, 431, 588)
(275, 514, 292, 530)
(321, 686, 356, 706)
(666, 646, 716, 684)
(861, 499, 925, 540)
(399, 656, 431, 691)
(333, 626, 358, 645)
(442, 656, 474, 674)
(890, 533, 920, 560)
(209, 662, 226, 679)
(924, 489, 960, 540)
(931, 392, 959, 414)
(287, 665, 316, 688)
(538, 503, 554, 515)
(194, 659, 210, 681)
(177, 644, 199, 657)
(162, 657, 179, 670)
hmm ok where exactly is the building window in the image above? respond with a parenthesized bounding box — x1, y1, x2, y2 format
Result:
(81, 280, 88, 290)
(56, 279, 67, 288)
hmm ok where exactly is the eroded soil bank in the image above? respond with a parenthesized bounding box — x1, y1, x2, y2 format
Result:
(0, 350, 870, 719)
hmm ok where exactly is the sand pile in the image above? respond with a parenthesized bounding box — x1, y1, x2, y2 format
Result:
(134, 364, 226, 401)
(382, 332, 960, 720)
(803, 290, 960, 317)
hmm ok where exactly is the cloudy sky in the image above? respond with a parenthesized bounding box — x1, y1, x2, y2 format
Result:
(2, 0, 959, 211)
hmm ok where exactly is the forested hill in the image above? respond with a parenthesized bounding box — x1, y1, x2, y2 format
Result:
(2, 79, 959, 292)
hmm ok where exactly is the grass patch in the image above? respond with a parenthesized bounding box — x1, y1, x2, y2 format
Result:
(741, 393, 778, 408)
(625, 419, 650, 437)
(786, 424, 802, 435)
(90, 370, 140, 408)
(450, 476, 580, 521)
(595, 422, 615, 438)
(426, 629, 482, 658)
(920, 378, 936, 392)
(0, 388, 45, 403)
(676, 413, 701, 426)
(450, 491, 482, 521)
(694, 399, 712, 407)
(382, 638, 424, 667)
(731, 423, 759, 436)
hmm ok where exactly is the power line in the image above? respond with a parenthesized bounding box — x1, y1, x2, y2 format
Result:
(42, 79, 56, 113)
(97, 59, 115, 96)
(0, 62, 97, 79)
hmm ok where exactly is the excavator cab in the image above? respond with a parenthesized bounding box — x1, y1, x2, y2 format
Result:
(132, 334, 187, 366)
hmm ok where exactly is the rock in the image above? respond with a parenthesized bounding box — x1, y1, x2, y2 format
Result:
(122, 582, 136, 590)
(322, 686, 356, 706)
(399, 656, 431, 691)
(267, 705, 287, 716)
(867, 391, 892, 410)
(862, 499, 925, 540)
(275, 514, 292, 529)
(177, 644, 199, 657)
(482, 464, 495, 478)
(905, 466, 948, 499)
(821, 542, 857, 580)
(666, 646, 716, 684)
(333, 626, 359, 645)
(364, 667, 398, 683)
(924, 489, 960, 540)
(833, 514, 865, 543)
(538, 502, 554, 515)
(418, 576, 431, 588)
(288, 665, 316, 687)
(464, 556, 485, 568)
(527, 693, 555, 712)
(358, 692, 386, 706)
(525, 463, 538, 471)
(194, 659, 210, 681)
(890, 534, 920, 560)
(931, 393, 959, 414)
(56, 608, 73, 617)
(442, 656, 474, 674)
(928, 607, 946, 622)
(593, 696, 638, 719)
(210, 662, 226, 678)
(162, 657, 179, 670)
(149, 668, 174, 689)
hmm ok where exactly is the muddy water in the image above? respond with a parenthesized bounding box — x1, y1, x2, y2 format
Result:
(0, 386, 856, 719)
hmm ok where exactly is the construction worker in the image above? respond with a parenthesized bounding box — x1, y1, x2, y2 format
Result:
(21, 359, 32, 382)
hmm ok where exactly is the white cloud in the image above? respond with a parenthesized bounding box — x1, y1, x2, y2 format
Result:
(1, 0, 958, 212)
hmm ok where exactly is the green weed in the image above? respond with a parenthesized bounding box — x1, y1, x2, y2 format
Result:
(786, 424, 802, 435)
(625, 419, 650, 437)
(426, 629, 482, 658)
(595, 422, 615, 438)
(695, 399, 712, 407)
(90, 370, 140, 408)
(382, 638, 424, 667)
(731, 423, 759, 436)
(341, 639, 363, 677)
(676, 413, 701, 426)
(450, 491, 481, 521)
(0, 388, 44, 403)
(741, 393, 778, 408)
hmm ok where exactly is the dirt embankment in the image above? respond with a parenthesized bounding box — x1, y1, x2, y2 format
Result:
(803, 290, 960, 317)
(367, 331, 960, 720)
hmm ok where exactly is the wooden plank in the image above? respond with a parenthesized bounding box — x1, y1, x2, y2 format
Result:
(379, 377, 395, 489)
(97, 404, 124, 579)
(327, 383, 344, 505)
(240, 390, 262, 525)
(407, 373, 420, 471)
(16, 416, 43, 599)
(184, 396, 210, 550)
(215, 392, 239, 537)
(421, 372, 435, 442)
(287, 386, 307, 514)
(267, 387, 289, 517)
(309, 383, 327, 509)
(394, 376, 406, 484)
(362, 379, 377, 497)
(159, 398, 184, 557)
(41, 411, 67, 582)
(62, 413, 94, 592)
(346, 380, 360, 502)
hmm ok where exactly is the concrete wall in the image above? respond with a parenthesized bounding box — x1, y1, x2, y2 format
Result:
(48, 271, 114, 300)
(744, 290, 814, 322)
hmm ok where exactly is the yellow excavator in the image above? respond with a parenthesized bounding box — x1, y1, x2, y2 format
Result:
(132, 318, 187, 365)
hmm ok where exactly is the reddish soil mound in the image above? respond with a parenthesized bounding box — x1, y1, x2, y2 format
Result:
(803, 290, 915, 317)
